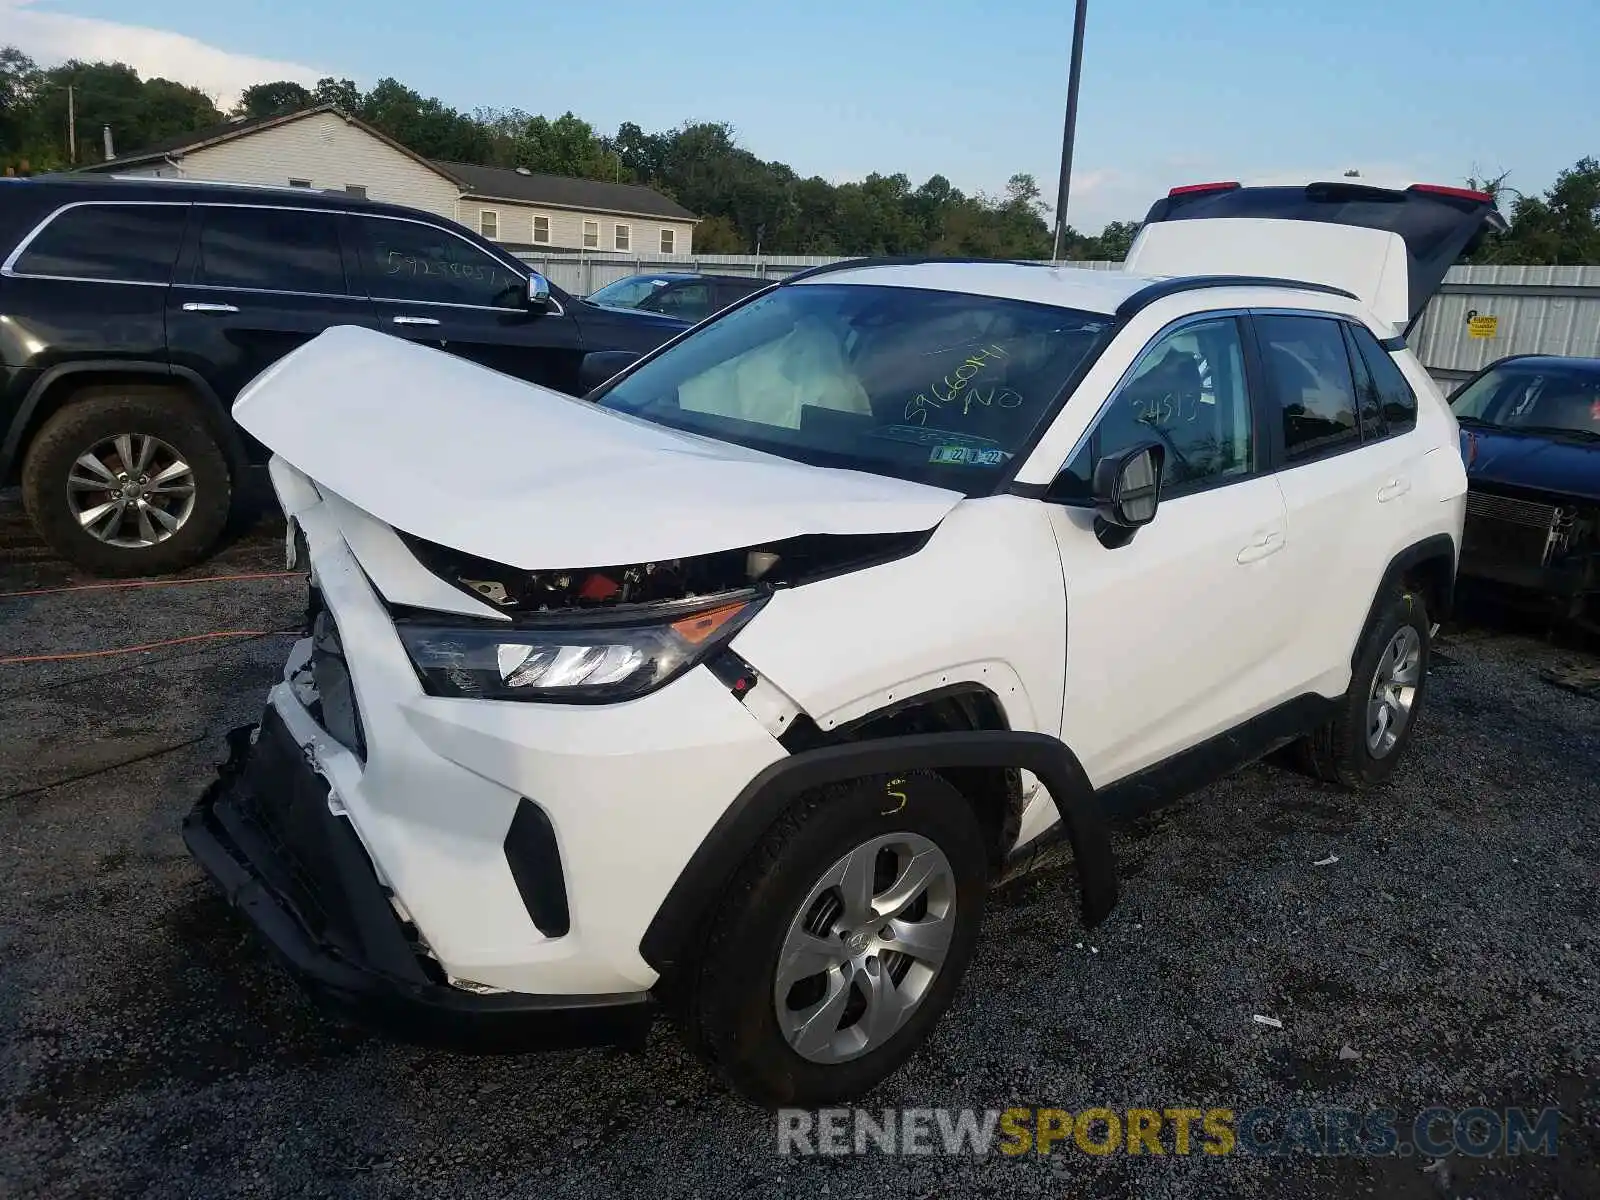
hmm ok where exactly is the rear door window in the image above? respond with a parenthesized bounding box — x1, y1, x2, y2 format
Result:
(1254, 314, 1362, 462)
(194, 206, 347, 295)
(11, 203, 188, 284)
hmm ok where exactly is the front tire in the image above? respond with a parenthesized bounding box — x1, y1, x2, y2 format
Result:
(1299, 587, 1431, 789)
(685, 772, 988, 1106)
(20, 386, 233, 578)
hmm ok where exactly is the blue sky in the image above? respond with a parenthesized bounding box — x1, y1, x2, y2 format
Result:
(6, 0, 1597, 229)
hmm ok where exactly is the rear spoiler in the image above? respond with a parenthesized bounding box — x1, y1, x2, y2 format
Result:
(1133, 181, 1507, 331)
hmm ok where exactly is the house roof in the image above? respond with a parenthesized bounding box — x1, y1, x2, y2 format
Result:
(83, 105, 697, 224)
(437, 161, 697, 223)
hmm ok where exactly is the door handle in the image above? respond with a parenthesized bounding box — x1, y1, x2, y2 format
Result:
(181, 302, 239, 314)
(1236, 529, 1284, 564)
(1377, 478, 1412, 503)
(392, 315, 440, 327)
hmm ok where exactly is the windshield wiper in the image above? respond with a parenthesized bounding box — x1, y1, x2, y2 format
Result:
(1509, 424, 1600, 443)
(1453, 414, 1491, 427)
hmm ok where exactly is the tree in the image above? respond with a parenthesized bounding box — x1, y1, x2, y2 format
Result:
(313, 77, 362, 112)
(232, 80, 312, 119)
(1470, 158, 1600, 265)
(0, 42, 1155, 257)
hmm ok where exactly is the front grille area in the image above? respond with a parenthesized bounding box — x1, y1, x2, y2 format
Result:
(1463, 488, 1563, 571)
(1465, 490, 1559, 529)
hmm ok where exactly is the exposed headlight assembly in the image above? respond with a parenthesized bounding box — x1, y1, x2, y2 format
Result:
(395, 595, 764, 703)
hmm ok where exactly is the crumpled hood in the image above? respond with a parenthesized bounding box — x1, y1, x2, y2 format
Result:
(1462, 427, 1600, 504)
(233, 325, 964, 569)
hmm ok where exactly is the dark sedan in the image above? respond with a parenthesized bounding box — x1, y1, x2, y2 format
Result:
(585, 272, 768, 323)
(1450, 354, 1600, 626)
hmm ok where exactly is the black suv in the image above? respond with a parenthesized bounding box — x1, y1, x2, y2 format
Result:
(0, 175, 690, 576)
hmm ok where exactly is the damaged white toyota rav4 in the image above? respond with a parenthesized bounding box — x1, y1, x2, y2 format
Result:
(186, 181, 1500, 1105)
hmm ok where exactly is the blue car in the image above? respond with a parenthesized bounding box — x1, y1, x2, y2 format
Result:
(1450, 354, 1600, 625)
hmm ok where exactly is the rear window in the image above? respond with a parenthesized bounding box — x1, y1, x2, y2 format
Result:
(595, 282, 1113, 493)
(12, 203, 188, 284)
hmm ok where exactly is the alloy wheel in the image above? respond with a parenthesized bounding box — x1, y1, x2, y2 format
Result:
(773, 832, 957, 1064)
(65, 433, 197, 548)
(1367, 625, 1422, 757)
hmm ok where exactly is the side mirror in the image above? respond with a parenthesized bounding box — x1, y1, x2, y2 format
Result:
(578, 349, 641, 396)
(1090, 441, 1165, 548)
(526, 271, 552, 310)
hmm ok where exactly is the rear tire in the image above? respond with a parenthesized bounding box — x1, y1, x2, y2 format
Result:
(1298, 587, 1431, 790)
(20, 386, 233, 578)
(684, 772, 988, 1106)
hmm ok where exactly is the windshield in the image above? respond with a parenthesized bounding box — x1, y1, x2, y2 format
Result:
(1452, 362, 1600, 438)
(588, 275, 676, 308)
(594, 282, 1113, 493)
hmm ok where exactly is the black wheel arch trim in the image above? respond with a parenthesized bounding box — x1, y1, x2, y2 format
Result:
(638, 729, 1117, 977)
(2, 359, 244, 480)
(1353, 533, 1458, 666)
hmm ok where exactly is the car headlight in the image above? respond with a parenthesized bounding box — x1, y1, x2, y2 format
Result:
(395, 595, 764, 703)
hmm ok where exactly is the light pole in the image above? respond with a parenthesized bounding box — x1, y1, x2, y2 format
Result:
(1051, 0, 1089, 262)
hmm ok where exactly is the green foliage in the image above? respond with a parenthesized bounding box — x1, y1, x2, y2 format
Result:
(28, 45, 1595, 264)
(1470, 159, 1600, 266)
(233, 80, 313, 119)
(0, 50, 221, 172)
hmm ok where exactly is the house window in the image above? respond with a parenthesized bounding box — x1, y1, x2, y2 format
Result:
(614, 224, 631, 252)
(583, 220, 599, 249)
(533, 215, 550, 244)
(288, 178, 312, 188)
(345, 184, 367, 198)
(660, 228, 676, 254)
(480, 210, 499, 240)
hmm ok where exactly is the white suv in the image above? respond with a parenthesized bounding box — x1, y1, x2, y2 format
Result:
(186, 180, 1499, 1105)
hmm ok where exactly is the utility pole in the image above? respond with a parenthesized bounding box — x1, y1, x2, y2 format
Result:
(1050, 0, 1089, 262)
(67, 85, 76, 164)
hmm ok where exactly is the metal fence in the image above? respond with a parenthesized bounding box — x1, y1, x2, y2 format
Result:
(516, 252, 1600, 388)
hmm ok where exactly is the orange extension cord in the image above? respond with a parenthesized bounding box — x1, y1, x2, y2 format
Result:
(0, 571, 304, 665)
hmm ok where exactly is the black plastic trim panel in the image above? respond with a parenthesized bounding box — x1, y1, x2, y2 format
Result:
(640, 730, 1116, 975)
(1115, 275, 1359, 321)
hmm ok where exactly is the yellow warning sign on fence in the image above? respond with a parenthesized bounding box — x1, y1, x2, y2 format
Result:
(1467, 314, 1499, 339)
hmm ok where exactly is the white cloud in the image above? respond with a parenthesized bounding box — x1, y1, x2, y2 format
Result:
(0, 1, 324, 110)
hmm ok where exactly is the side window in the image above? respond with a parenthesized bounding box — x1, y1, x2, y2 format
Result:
(1343, 325, 1386, 441)
(194, 206, 346, 295)
(1061, 316, 1254, 498)
(645, 281, 711, 321)
(12, 203, 188, 284)
(1349, 324, 1418, 435)
(352, 217, 525, 309)
(1255, 314, 1361, 462)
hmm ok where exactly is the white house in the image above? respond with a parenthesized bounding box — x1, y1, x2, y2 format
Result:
(84, 105, 699, 254)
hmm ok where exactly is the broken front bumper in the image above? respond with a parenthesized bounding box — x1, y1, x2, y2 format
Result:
(182, 713, 654, 1053)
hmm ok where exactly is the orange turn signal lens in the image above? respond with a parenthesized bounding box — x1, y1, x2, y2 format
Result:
(670, 601, 749, 646)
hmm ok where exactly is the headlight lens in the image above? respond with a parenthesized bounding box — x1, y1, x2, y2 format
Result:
(396, 596, 762, 703)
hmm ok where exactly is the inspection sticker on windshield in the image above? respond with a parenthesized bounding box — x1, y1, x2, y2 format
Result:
(930, 445, 1006, 467)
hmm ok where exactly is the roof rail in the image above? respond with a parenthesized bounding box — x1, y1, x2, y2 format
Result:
(1116, 275, 1359, 319)
(780, 255, 1048, 284)
(103, 174, 352, 197)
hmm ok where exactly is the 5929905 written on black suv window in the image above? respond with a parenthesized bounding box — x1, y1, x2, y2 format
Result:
(0, 175, 690, 577)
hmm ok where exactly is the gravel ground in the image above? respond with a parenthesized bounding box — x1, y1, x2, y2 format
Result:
(2, 485, 1598, 1199)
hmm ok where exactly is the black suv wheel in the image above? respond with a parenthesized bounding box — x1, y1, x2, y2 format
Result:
(21, 385, 233, 578)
